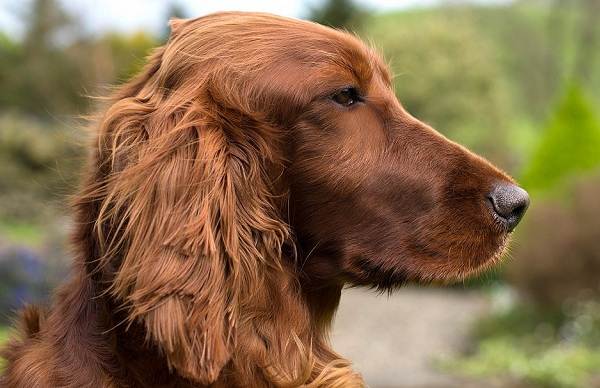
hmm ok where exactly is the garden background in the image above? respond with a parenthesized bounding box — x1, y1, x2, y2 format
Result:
(1, 1, 599, 387)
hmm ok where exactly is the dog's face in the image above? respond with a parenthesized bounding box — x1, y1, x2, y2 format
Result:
(250, 19, 530, 289)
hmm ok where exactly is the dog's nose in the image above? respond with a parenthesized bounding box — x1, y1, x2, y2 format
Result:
(487, 183, 530, 232)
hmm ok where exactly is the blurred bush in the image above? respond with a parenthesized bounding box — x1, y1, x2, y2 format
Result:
(447, 299, 600, 388)
(508, 173, 600, 308)
(0, 0, 157, 223)
(0, 0, 158, 117)
(0, 0, 164, 326)
(0, 113, 83, 222)
(522, 84, 600, 192)
(364, 9, 513, 165)
(99, 32, 157, 83)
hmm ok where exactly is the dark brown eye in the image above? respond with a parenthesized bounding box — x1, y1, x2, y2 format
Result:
(331, 87, 361, 107)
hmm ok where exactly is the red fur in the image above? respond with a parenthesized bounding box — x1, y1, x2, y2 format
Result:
(1, 12, 516, 387)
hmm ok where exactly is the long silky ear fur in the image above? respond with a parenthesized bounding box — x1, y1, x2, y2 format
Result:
(79, 46, 289, 384)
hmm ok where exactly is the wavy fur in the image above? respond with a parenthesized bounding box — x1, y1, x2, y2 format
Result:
(1, 11, 518, 388)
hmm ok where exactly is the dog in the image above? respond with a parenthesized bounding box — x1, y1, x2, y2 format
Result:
(1, 12, 529, 387)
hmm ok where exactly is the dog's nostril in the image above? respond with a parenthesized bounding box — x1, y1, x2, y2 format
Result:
(487, 183, 530, 232)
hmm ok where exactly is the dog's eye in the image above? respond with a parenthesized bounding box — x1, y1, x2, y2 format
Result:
(331, 87, 361, 107)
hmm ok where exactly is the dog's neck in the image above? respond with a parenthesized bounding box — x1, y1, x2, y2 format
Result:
(54, 261, 347, 386)
(302, 281, 344, 330)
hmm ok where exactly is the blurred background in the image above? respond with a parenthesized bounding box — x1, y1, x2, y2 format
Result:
(0, 0, 599, 387)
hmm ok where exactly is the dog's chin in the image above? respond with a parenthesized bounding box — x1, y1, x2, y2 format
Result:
(349, 235, 511, 291)
(411, 235, 511, 286)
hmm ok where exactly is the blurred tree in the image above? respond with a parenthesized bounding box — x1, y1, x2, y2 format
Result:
(306, 0, 369, 30)
(572, 0, 600, 84)
(0, 33, 24, 110)
(476, 2, 563, 121)
(0, 0, 159, 116)
(543, 0, 600, 103)
(521, 83, 600, 192)
(0, 0, 87, 116)
(99, 32, 157, 83)
(22, 0, 72, 52)
(364, 9, 513, 166)
(0, 1, 158, 223)
(162, 2, 189, 42)
(509, 173, 600, 308)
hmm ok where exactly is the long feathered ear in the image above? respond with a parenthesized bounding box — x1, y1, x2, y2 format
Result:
(87, 49, 289, 384)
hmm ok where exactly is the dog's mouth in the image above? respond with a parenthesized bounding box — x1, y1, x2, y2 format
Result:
(450, 235, 511, 281)
(420, 183, 527, 283)
(421, 223, 512, 284)
(415, 240, 510, 287)
(295, 177, 526, 291)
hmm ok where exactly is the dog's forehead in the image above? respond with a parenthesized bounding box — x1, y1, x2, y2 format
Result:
(175, 12, 392, 107)
(273, 29, 389, 93)
(297, 28, 391, 89)
(181, 12, 391, 85)
(294, 27, 384, 83)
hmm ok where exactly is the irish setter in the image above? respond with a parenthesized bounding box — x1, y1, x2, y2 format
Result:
(1, 12, 529, 387)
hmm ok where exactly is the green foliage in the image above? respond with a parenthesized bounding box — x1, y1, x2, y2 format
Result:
(0, 0, 90, 116)
(0, 113, 84, 222)
(453, 338, 600, 388)
(0, 0, 157, 117)
(363, 9, 513, 165)
(100, 32, 157, 83)
(521, 84, 600, 192)
(447, 301, 600, 388)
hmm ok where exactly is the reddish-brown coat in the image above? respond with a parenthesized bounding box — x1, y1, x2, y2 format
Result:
(2, 12, 515, 387)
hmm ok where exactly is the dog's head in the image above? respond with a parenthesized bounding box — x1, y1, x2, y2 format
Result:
(158, 12, 528, 288)
(87, 12, 528, 383)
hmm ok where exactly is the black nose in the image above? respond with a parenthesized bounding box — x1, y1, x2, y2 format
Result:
(487, 183, 530, 232)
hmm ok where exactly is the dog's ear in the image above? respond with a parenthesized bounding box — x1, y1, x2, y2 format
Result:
(92, 65, 289, 383)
